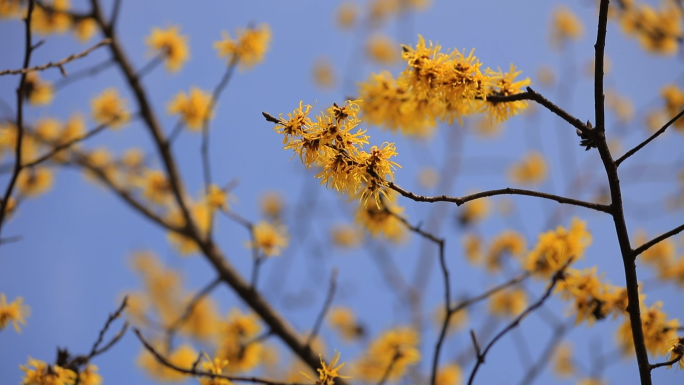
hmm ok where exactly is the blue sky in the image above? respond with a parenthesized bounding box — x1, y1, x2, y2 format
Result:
(1, 0, 683, 384)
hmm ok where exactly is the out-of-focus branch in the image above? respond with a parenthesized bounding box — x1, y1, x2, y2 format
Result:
(388, 182, 611, 213)
(54, 59, 115, 91)
(165, 277, 221, 347)
(633, 222, 684, 258)
(616, 109, 684, 167)
(0, 39, 111, 76)
(467, 261, 570, 385)
(134, 329, 308, 385)
(87, 296, 129, 360)
(305, 269, 338, 347)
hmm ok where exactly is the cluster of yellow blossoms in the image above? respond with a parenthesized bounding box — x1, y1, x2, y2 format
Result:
(214, 24, 271, 70)
(522, 218, 592, 279)
(358, 36, 531, 137)
(353, 327, 421, 382)
(555, 267, 628, 325)
(146, 26, 190, 73)
(0, 0, 97, 42)
(20, 358, 102, 385)
(269, 100, 400, 208)
(612, 0, 683, 55)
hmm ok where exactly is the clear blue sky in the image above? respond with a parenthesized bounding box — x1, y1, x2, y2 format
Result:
(1, 0, 683, 384)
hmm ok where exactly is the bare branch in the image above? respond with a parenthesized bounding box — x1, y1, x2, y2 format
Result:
(88, 296, 128, 359)
(634, 223, 684, 258)
(0, 39, 111, 76)
(306, 269, 338, 347)
(22, 121, 111, 169)
(134, 329, 308, 385)
(467, 261, 570, 385)
(616, 108, 684, 167)
(388, 182, 611, 214)
(649, 354, 683, 371)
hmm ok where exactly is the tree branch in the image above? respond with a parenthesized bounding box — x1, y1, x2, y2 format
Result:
(616, 108, 684, 167)
(305, 269, 338, 347)
(633, 222, 684, 258)
(388, 182, 611, 214)
(0, 39, 111, 76)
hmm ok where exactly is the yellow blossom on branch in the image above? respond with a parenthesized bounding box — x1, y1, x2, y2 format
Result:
(523, 218, 591, 279)
(31, 1, 72, 35)
(24, 72, 54, 106)
(145, 26, 190, 72)
(138, 343, 196, 382)
(167, 87, 213, 130)
(73, 18, 97, 42)
(78, 365, 102, 385)
(0, 293, 30, 332)
(199, 355, 233, 385)
(17, 167, 54, 197)
(302, 350, 351, 385)
(366, 34, 400, 65)
(214, 23, 271, 70)
(91, 88, 130, 129)
(20, 357, 77, 385)
(488, 288, 527, 318)
(353, 327, 420, 382)
(508, 151, 548, 185)
(550, 5, 584, 48)
(246, 220, 289, 257)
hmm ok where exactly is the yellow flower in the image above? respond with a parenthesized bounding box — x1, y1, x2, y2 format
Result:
(139, 169, 171, 205)
(488, 288, 527, 318)
(217, 338, 262, 374)
(366, 34, 400, 65)
(24, 72, 54, 106)
(214, 24, 271, 70)
(523, 218, 591, 279)
(537, 65, 556, 87)
(302, 350, 351, 385)
(0, 293, 29, 332)
(204, 184, 230, 211)
(34, 118, 61, 142)
(328, 307, 364, 341)
(508, 151, 548, 185)
(550, 6, 584, 47)
(354, 195, 407, 242)
(17, 167, 54, 197)
(31, 1, 72, 35)
(20, 358, 76, 385)
(167, 87, 213, 130)
(138, 343, 196, 382)
(330, 223, 364, 249)
(78, 365, 102, 385)
(616, 301, 679, 356)
(223, 308, 261, 340)
(553, 343, 575, 377)
(312, 57, 336, 89)
(145, 26, 189, 72)
(666, 337, 684, 370)
(259, 191, 284, 219)
(634, 230, 675, 273)
(73, 18, 97, 42)
(246, 220, 289, 257)
(662, 84, 684, 131)
(91, 88, 130, 128)
(354, 327, 420, 383)
(484, 64, 532, 122)
(457, 195, 490, 226)
(0, 0, 23, 19)
(336, 1, 359, 30)
(485, 230, 526, 273)
(435, 364, 462, 385)
(555, 267, 628, 325)
(180, 296, 220, 341)
(462, 233, 483, 265)
(199, 355, 233, 385)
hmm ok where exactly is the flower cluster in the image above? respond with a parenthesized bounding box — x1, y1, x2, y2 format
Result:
(0, 293, 29, 333)
(522, 218, 592, 279)
(555, 267, 628, 325)
(301, 350, 351, 385)
(146, 26, 190, 73)
(616, 301, 679, 356)
(613, 0, 683, 55)
(357, 36, 531, 137)
(214, 24, 271, 70)
(269, 100, 400, 208)
(353, 327, 421, 382)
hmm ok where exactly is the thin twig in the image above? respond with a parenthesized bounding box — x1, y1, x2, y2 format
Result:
(202, 60, 237, 236)
(467, 261, 570, 385)
(54, 59, 115, 91)
(388, 182, 611, 214)
(633, 222, 684, 258)
(649, 354, 683, 371)
(22, 122, 110, 169)
(0, 0, 35, 241)
(306, 269, 338, 347)
(88, 296, 128, 358)
(135, 55, 162, 79)
(0, 39, 111, 76)
(134, 329, 307, 385)
(616, 109, 684, 167)
(108, 0, 122, 33)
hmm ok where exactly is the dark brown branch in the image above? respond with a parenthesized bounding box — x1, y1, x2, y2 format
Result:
(0, 39, 111, 76)
(0, 0, 35, 241)
(135, 329, 308, 385)
(649, 354, 683, 371)
(633, 223, 684, 258)
(594, 1, 609, 132)
(452, 273, 529, 313)
(616, 109, 684, 167)
(87, 296, 128, 359)
(108, 0, 122, 33)
(306, 269, 338, 347)
(467, 261, 570, 385)
(388, 182, 611, 214)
